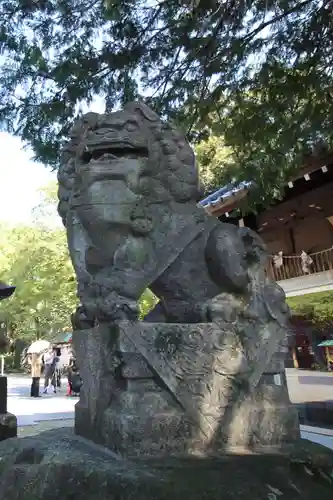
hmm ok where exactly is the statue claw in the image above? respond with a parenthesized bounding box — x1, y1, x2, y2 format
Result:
(95, 293, 139, 322)
(71, 305, 96, 330)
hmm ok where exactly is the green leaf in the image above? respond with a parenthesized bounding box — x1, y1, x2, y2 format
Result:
(0, 180, 160, 341)
(0, 0, 330, 205)
(287, 290, 333, 327)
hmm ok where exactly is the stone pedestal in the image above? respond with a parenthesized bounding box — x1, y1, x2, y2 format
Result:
(73, 317, 299, 458)
(0, 376, 17, 441)
(0, 412, 17, 441)
(0, 376, 7, 414)
(0, 428, 333, 500)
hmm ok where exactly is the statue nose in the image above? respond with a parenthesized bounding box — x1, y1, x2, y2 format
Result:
(0, 282, 16, 301)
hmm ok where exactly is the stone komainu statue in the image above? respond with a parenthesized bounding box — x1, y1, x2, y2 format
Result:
(57, 102, 298, 455)
(57, 102, 288, 328)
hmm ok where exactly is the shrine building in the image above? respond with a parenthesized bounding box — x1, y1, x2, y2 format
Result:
(199, 153, 333, 369)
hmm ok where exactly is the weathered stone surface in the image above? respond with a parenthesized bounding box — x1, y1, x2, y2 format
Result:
(0, 376, 8, 413)
(57, 102, 289, 329)
(0, 428, 333, 500)
(0, 412, 17, 441)
(0, 376, 17, 442)
(59, 102, 295, 459)
(73, 318, 299, 457)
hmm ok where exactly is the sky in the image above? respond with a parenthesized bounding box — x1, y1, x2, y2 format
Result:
(0, 3, 276, 228)
(0, 98, 106, 227)
(0, 132, 57, 225)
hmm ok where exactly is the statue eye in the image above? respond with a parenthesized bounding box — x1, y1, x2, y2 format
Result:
(125, 122, 137, 132)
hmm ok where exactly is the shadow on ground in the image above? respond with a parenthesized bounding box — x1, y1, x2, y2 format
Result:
(298, 375, 333, 386)
(296, 402, 333, 429)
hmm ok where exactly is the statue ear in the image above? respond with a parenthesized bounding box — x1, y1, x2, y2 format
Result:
(69, 112, 100, 139)
(124, 102, 159, 122)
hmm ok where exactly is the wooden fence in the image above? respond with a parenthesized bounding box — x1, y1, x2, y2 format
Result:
(267, 248, 333, 282)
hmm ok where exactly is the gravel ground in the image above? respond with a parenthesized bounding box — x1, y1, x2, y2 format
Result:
(18, 418, 74, 438)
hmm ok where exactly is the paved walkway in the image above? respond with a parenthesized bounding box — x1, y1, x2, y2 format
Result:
(286, 368, 333, 404)
(5, 374, 333, 450)
(7, 375, 75, 427)
(301, 424, 333, 450)
(18, 418, 74, 437)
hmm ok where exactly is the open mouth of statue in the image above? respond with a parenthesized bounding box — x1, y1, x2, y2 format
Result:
(82, 144, 148, 163)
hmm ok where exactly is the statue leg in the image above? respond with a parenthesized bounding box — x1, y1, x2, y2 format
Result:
(205, 224, 252, 293)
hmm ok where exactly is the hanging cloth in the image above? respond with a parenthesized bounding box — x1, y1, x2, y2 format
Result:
(272, 251, 283, 269)
(301, 250, 313, 274)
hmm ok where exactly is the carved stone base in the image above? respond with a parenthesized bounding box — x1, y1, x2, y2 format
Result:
(73, 320, 299, 458)
(76, 387, 298, 457)
(0, 413, 17, 441)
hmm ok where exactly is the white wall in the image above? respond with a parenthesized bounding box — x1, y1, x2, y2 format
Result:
(278, 270, 333, 297)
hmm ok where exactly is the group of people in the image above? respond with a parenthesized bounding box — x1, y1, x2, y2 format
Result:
(29, 346, 82, 398)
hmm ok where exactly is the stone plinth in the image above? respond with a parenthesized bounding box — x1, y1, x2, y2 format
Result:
(0, 428, 333, 500)
(0, 413, 17, 441)
(0, 376, 17, 441)
(0, 376, 7, 413)
(73, 318, 299, 458)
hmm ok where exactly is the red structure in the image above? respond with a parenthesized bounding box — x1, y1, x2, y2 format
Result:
(289, 316, 315, 369)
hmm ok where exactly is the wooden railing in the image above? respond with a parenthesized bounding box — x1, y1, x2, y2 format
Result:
(266, 247, 333, 282)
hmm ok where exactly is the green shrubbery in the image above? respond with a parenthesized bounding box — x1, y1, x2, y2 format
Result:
(287, 290, 333, 327)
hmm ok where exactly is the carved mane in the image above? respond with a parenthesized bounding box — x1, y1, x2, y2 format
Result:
(57, 102, 203, 226)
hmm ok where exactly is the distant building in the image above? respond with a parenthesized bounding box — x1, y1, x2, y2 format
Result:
(199, 153, 333, 369)
(199, 152, 333, 296)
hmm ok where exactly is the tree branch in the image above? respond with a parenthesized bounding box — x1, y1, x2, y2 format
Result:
(242, 0, 315, 44)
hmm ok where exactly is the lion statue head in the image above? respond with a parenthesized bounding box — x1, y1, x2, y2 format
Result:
(58, 102, 204, 232)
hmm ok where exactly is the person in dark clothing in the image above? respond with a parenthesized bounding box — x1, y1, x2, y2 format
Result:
(29, 353, 42, 397)
(53, 347, 62, 388)
(42, 348, 59, 394)
(67, 361, 82, 396)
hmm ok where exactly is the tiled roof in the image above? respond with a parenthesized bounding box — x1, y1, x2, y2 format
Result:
(198, 181, 252, 208)
(52, 331, 72, 344)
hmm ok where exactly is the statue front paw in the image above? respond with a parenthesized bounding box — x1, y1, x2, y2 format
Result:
(204, 294, 244, 323)
(96, 292, 139, 322)
(71, 305, 96, 330)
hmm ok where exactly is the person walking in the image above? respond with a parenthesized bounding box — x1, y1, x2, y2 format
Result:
(42, 348, 58, 394)
(67, 360, 82, 397)
(30, 353, 42, 397)
(54, 347, 62, 389)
